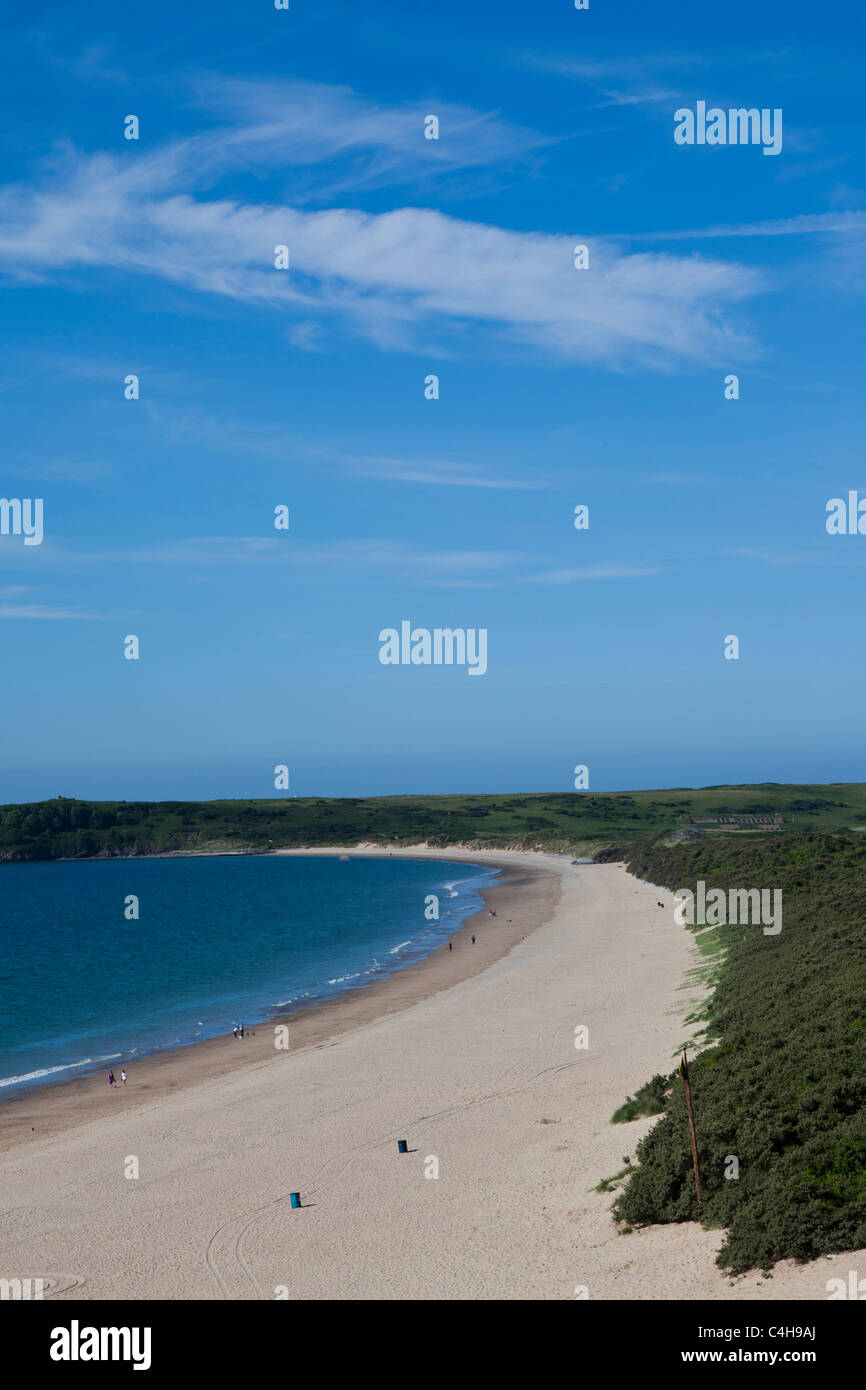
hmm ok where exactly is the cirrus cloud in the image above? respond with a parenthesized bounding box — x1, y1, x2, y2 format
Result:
(0, 76, 764, 366)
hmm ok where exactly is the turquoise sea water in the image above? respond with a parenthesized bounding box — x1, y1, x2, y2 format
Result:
(0, 854, 496, 1095)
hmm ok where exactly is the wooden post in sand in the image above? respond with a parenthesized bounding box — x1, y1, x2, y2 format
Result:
(679, 1049, 702, 1205)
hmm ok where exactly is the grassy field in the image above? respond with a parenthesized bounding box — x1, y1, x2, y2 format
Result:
(4, 782, 866, 862)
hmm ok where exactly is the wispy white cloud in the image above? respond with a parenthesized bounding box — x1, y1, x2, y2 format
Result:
(823, 184, 865, 209)
(53, 43, 127, 86)
(594, 87, 683, 110)
(124, 537, 527, 586)
(524, 51, 706, 110)
(774, 156, 850, 184)
(0, 602, 101, 618)
(0, 141, 762, 365)
(287, 320, 324, 352)
(335, 454, 543, 490)
(4, 456, 113, 483)
(646, 472, 710, 486)
(724, 546, 866, 568)
(0, 531, 668, 590)
(83, 393, 543, 488)
(138, 404, 300, 462)
(1, 535, 526, 588)
(181, 74, 553, 197)
(528, 562, 664, 583)
(0, 584, 107, 618)
(617, 208, 866, 298)
(629, 210, 866, 241)
(525, 53, 825, 171)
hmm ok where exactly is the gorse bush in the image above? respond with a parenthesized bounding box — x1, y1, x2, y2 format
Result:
(611, 1073, 671, 1124)
(612, 833, 866, 1273)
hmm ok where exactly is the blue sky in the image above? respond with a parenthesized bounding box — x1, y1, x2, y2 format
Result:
(2, 0, 866, 801)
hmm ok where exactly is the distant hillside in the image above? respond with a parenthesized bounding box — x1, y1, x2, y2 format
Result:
(3, 783, 866, 862)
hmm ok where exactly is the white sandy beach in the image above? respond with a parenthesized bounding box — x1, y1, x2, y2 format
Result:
(0, 850, 857, 1300)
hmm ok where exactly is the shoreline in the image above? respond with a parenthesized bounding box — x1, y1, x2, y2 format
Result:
(0, 847, 562, 1154)
(2, 849, 858, 1299)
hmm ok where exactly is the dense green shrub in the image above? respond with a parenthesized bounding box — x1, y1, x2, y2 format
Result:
(612, 1073, 671, 1124)
(612, 833, 866, 1272)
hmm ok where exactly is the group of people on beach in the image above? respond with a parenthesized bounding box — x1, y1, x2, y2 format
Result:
(448, 906, 498, 951)
(102, 909, 499, 1087)
(449, 932, 479, 950)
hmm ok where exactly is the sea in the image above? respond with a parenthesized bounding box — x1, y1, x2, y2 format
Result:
(0, 853, 497, 1096)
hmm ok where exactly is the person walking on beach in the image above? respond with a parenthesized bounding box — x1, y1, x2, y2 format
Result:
(448, 941, 452, 951)
(239, 1022, 245, 1039)
(121, 1069, 127, 1086)
(233, 1026, 238, 1040)
(471, 934, 476, 944)
(107, 1070, 116, 1088)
